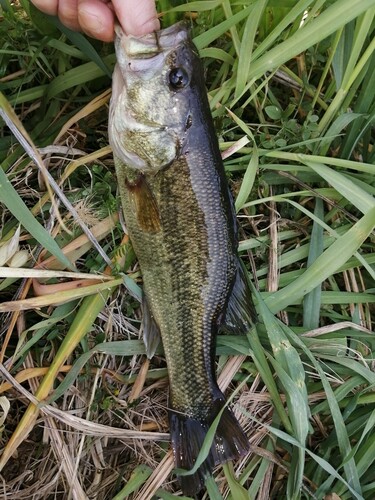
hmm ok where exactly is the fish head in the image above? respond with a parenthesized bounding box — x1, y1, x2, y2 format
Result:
(109, 23, 196, 172)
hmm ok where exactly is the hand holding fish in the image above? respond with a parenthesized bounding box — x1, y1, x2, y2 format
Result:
(30, 0, 160, 40)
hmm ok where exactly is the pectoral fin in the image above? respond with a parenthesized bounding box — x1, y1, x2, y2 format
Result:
(142, 294, 161, 358)
(126, 174, 161, 233)
(222, 261, 257, 334)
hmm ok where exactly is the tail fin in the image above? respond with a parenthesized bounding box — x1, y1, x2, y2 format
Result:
(169, 397, 249, 496)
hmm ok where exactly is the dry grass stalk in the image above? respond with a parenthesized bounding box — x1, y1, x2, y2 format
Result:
(221, 136, 250, 160)
(0, 278, 33, 364)
(128, 359, 151, 404)
(0, 268, 113, 281)
(0, 465, 62, 499)
(45, 416, 88, 500)
(134, 451, 175, 500)
(217, 355, 246, 388)
(0, 278, 123, 312)
(0, 365, 132, 395)
(34, 146, 113, 217)
(301, 321, 373, 337)
(258, 460, 274, 500)
(0, 363, 169, 442)
(54, 90, 111, 145)
(38, 213, 118, 271)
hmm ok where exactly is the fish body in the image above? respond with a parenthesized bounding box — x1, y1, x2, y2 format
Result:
(109, 23, 256, 495)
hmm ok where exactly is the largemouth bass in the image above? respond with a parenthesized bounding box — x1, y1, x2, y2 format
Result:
(109, 22, 256, 495)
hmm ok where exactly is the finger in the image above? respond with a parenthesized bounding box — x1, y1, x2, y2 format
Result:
(112, 0, 160, 36)
(78, 0, 115, 42)
(57, 0, 81, 31)
(30, 0, 58, 15)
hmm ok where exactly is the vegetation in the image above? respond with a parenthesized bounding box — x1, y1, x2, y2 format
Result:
(0, 0, 374, 498)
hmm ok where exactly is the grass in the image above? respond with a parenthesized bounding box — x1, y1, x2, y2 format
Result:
(0, 0, 374, 498)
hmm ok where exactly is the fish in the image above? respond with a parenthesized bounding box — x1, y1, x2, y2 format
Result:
(108, 22, 257, 495)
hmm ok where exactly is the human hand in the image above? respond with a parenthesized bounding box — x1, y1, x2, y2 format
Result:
(30, 0, 160, 41)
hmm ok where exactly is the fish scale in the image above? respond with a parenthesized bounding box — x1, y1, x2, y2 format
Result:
(119, 155, 220, 414)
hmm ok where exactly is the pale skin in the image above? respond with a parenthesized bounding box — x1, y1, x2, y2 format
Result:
(30, 0, 160, 41)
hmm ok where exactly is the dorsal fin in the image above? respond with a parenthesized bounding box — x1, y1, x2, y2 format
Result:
(222, 261, 257, 335)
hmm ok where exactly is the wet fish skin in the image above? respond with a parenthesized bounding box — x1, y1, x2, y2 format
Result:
(109, 23, 256, 495)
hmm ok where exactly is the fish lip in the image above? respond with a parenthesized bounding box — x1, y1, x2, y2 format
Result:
(114, 21, 190, 59)
(114, 20, 189, 39)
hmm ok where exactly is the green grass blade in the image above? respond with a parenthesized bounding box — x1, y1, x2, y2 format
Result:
(235, 0, 267, 98)
(245, 412, 363, 500)
(340, 52, 375, 158)
(264, 150, 374, 174)
(303, 198, 324, 329)
(316, 355, 375, 385)
(200, 47, 235, 64)
(256, 289, 309, 437)
(46, 54, 115, 100)
(343, 409, 375, 463)
(235, 146, 258, 212)
(252, 0, 316, 61)
(266, 207, 375, 313)
(55, 22, 112, 78)
(205, 476, 224, 500)
(355, 434, 375, 482)
(156, 489, 193, 500)
(247, 0, 375, 81)
(0, 167, 74, 271)
(112, 465, 153, 500)
(168, 1, 221, 12)
(331, 23, 352, 90)
(318, 112, 363, 156)
(306, 161, 375, 214)
(247, 437, 273, 499)
(319, 35, 375, 133)
(193, 4, 254, 50)
(223, 462, 248, 500)
(14, 302, 77, 363)
(340, 8, 375, 90)
(254, 287, 309, 498)
(247, 325, 292, 433)
(279, 325, 364, 496)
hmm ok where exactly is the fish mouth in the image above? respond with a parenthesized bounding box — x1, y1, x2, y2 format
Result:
(114, 22, 189, 60)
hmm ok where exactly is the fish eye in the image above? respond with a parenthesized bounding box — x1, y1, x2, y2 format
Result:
(168, 67, 189, 90)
